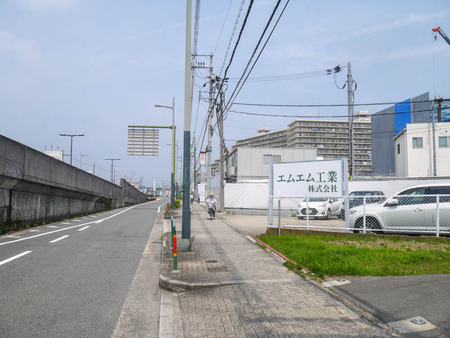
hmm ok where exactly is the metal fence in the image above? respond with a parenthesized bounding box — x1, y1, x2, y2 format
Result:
(268, 195, 450, 237)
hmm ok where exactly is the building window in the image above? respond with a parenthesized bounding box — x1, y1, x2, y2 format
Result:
(439, 136, 450, 148)
(397, 144, 400, 154)
(412, 137, 423, 148)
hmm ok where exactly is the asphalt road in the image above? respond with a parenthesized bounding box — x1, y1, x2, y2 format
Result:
(0, 199, 166, 338)
(333, 274, 450, 337)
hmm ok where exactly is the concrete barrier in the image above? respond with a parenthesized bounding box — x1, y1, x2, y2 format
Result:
(0, 135, 148, 232)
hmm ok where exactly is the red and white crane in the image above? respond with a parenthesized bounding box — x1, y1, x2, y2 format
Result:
(432, 26, 450, 46)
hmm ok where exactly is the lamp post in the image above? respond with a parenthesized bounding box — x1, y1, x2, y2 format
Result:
(155, 97, 176, 211)
(105, 158, 120, 183)
(59, 133, 84, 166)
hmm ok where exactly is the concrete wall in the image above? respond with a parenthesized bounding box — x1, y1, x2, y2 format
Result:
(0, 135, 148, 229)
(121, 178, 148, 206)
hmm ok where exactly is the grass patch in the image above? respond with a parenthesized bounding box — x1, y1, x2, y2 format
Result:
(257, 233, 450, 278)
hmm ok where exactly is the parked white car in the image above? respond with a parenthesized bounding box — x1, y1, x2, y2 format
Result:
(296, 197, 342, 220)
(348, 184, 450, 234)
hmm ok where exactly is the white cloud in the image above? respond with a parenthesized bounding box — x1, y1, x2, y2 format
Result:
(0, 30, 42, 65)
(16, 0, 75, 12)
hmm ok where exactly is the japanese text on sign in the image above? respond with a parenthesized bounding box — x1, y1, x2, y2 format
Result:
(272, 160, 345, 197)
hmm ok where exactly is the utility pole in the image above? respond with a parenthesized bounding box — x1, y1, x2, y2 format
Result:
(218, 88, 225, 212)
(347, 62, 355, 178)
(105, 158, 120, 183)
(207, 53, 214, 195)
(181, 0, 192, 252)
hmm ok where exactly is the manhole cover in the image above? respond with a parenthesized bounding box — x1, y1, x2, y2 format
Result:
(206, 260, 218, 263)
(207, 266, 228, 273)
(411, 318, 427, 325)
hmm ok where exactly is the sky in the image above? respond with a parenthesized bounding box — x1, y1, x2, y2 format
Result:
(1, 0, 449, 188)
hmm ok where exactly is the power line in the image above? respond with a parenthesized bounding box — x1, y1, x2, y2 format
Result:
(219, 0, 247, 78)
(223, 0, 283, 109)
(214, 0, 234, 54)
(228, 107, 436, 119)
(232, 99, 438, 108)
(214, 0, 291, 132)
(226, 65, 343, 82)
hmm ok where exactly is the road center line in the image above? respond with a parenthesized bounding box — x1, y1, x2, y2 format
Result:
(0, 251, 32, 266)
(50, 235, 69, 243)
(0, 201, 158, 247)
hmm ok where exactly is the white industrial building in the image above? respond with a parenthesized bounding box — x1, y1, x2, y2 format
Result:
(394, 122, 450, 177)
(225, 147, 317, 182)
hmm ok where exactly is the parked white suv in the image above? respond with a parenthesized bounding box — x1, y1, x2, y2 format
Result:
(348, 184, 450, 234)
(296, 197, 342, 220)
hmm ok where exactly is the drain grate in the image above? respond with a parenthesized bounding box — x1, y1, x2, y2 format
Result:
(207, 266, 228, 273)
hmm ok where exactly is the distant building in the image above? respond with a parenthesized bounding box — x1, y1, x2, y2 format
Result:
(394, 122, 450, 177)
(287, 111, 372, 175)
(234, 128, 288, 148)
(371, 92, 431, 175)
(225, 147, 317, 182)
(232, 111, 372, 175)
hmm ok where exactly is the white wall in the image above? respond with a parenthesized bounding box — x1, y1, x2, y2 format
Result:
(395, 123, 450, 177)
(236, 148, 317, 180)
(225, 177, 450, 209)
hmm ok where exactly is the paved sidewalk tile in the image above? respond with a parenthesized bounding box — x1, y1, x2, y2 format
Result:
(165, 203, 394, 337)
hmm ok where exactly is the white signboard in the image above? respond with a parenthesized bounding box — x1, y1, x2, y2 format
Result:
(272, 159, 346, 197)
(127, 127, 159, 156)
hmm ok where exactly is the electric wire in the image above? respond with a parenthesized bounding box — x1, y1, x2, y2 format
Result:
(214, 0, 234, 54)
(223, 0, 288, 115)
(219, 0, 247, 78)
(213, 0, 290, 132)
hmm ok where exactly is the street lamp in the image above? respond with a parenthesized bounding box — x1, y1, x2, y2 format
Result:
(155, 97, 176, 211)
(59, 133, 84, 166)
(105, 158, 120, 183)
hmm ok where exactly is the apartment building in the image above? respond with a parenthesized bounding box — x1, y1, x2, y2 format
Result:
(233, 111, 372, 175)
(233, 127, 288, 148)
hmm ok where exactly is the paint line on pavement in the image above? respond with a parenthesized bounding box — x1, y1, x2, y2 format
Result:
(0, 251, 32, 266)
(49, 235, 69, 243)
(78, 226, 90, 232)
(46, 225, 59, 228)
(0, 200, 156, 247)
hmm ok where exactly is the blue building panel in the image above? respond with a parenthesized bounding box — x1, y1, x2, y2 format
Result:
(394, 99, 411, 135)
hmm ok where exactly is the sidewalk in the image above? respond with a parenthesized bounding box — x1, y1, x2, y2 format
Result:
(159, 203, 398, 337)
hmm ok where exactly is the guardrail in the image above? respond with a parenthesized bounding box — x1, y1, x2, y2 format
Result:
(268, 195, 450, 238)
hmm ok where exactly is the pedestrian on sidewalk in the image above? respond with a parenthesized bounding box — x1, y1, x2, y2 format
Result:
(206, 192, 217, 219)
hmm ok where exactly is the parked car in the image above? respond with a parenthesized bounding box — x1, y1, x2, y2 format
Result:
(340, 191, 386, 219)
(348, 184, 450, 234)
(296, 197, 342, 220)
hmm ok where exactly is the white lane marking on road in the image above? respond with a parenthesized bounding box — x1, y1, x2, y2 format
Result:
(157, 202, 168, 213)
(46, 225, 59, 228)
(29, 229, 40, 232)
(72, 220, 81, 222)
(7, 235, 21, 239)
(78, 226, 90, 231)
(0, 200, 157, 247)
(95, 219, 104, 224)
(62, 222, 71, 225)
(90, 215, 98, 217)
(49, 235, 69, 243)
(0, 251, 32, 266)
